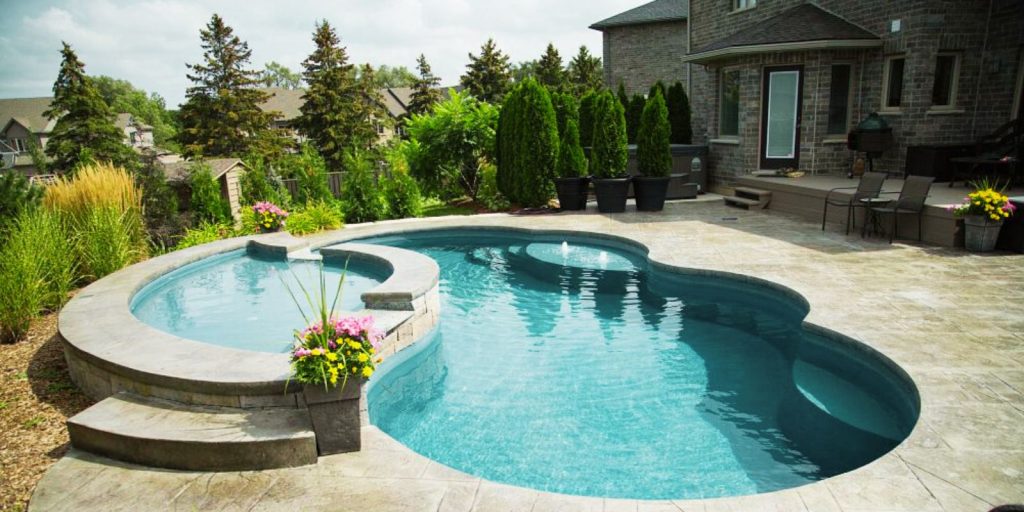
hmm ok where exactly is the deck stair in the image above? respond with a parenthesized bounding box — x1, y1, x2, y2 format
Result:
(723, 187, 772, 209)
(67, 392, 317, 471)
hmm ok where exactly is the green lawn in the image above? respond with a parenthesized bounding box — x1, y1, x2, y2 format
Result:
(419, 198, 477, 218)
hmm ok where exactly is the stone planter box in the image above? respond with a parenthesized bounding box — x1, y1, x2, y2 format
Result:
(303, 379, 365, 455)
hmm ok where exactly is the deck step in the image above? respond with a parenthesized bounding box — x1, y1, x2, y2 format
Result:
(724, 188, 772, 209)
(734, 186, 772, 200)
(68, 392, 317, 471)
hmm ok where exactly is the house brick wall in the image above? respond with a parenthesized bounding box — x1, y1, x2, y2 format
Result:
(686, 0, 1024, 186)
(601, 20, 690, 95)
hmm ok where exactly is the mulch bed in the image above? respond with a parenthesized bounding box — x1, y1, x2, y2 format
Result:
(0, 312, 94, 511)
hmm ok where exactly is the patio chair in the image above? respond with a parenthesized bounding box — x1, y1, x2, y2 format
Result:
(821, 172, 887, 235)
(862, 175, 935, 243)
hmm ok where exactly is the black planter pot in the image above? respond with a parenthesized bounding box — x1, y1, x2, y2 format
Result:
(593, 177, 631, 213)
(633, 176, 671, 212)
(554, 176, 590, 211)
(303, 379, 364, 455)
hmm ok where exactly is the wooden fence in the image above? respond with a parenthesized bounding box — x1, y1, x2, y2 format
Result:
(281, 172, 345, 199)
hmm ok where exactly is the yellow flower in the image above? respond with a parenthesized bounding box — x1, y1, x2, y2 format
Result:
(348, 341, 361, 350)
(357, 353, 368, 363)
(326, 352, 338, 362)
(310, 348, 322, 356)
(361, 366, 374, 378)
(330, 375, 338, 385)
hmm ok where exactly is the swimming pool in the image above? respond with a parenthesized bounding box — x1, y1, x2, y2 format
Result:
(363, 230, 919, 500)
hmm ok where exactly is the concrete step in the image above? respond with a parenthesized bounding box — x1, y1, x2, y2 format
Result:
(724, 188, 772, 209)
(68, 392, 317, 471)
(723, 196, 761, 209)
(734, 186, 773, 200)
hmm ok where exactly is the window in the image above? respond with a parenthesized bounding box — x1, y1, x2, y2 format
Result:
(720, 69, 741, 137)
(931, 53, 960, 108)
(882, 56, 905, 109)
(12, 138, 26, 153)
(734, 0, 756, 10)
(375, 123, 384, 135)
(827, 64, 852, 134)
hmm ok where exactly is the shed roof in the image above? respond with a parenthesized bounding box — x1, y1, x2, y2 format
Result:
(161, 158, 245, 182)
(590, 0, 688, 30)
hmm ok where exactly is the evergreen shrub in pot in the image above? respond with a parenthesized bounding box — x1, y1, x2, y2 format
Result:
(634, 90, 672, 212)
(552, 93, 589, 210)
(590, 91, 630, 213)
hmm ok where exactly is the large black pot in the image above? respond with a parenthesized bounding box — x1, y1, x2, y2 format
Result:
(593, 177, 631, 213)
(633, 176, 671, 212)
(554, 176, 590, 211)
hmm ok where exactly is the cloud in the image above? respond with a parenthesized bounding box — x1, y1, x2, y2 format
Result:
(0, 0, 636, 106)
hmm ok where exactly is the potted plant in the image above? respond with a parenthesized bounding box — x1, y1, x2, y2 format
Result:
(951, 180, 1016, 252)
(634, 90, 672, 212)
(554, 115, 590, 211)
(286, 264, 383, 455)
(590, 91, 630, 213)
(253, 201, 288, 233)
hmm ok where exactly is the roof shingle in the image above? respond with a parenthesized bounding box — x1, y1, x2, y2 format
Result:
(590, 0, 688, 30)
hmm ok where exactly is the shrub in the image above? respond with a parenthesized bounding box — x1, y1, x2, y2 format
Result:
(280, 144, 333, 205)
(76, 206, 145, 280)
(476, 160, 510, 211)
(175, 222, 235, 250)
(136, 154, 184, 250)
(341, 150, 386, 223)
(667, 81, 693, 144)
(381, 171, 423, 219)
(637, 90, 672, 178)
(495, 78, 558, 207)
(550, 92, 578, 140)
(578, 90, 599, 149)
(0, 171, 43, 239)
(556, 117, 587, 178)
(241, 154, 289, 206)
(626, 93, 645, 144)
(188, 163, 231, 224)
(590, 91, 628, 178)
(0, 209, 75, 342)
(287, 200, 344, 235)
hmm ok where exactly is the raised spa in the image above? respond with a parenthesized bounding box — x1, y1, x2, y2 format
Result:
(359, 230, 919, 500)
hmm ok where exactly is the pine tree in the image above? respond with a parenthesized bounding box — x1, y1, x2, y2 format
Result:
(626, 93, 646, 144)
(667, 81, 693, 144)
(590, 91, 628, 178)
(44, 42, 135, 173)
(637, 90, 671, 177)
(567, 46, 603, 97)
(460, 38, 512, 103)
(496, 79, 557, 206)
(178, 14, 282, 158)
(408, 54, 442, 116)
(536, 43, 566, 92)
(295, 20, 359, 173)
(352, 63, 390, 151)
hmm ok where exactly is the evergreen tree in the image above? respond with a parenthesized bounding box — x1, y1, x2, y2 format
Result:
(178, 14, 282, 158)
(636, 90, 671, 177)
(617, 83, 629, 109)
(460, 38, 512, 103)
(188, 163, 231, 223)
(550, 92, 578, 140)
(567, 46, 603, 97)
(578, 90, 599, 149)
(295, 20, 358, 173)
(352, 63, 390, 150)
(667, 81, 693, 144)
(44, 42, 135, 173)
(408, 54, 442, 116)
(511, 60, 537, 83)
(590, 91, 628, 178)
(536, 43, 566, 92)
(649, 81, 667, 102)
(626, 94, 646, 144)
(495, 79, 558, 206)
(555, 115, 587, 178)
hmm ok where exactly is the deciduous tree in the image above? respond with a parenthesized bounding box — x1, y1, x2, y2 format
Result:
(259, 61, 303, 89)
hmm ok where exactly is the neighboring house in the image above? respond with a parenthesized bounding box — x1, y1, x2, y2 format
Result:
(0, 96, 168, 174)
(257, 86, 413, 146)
(590, 0, 691, 96)
(593, 0, 1024, 185)
(161, 158, 247, 221)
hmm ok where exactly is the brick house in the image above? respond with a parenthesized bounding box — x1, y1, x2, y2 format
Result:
(596, 0, 1024, 187)
(590, 0, 692, 96)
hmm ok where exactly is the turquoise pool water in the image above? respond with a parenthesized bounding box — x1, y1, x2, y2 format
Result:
(130, 250, 386, 353)
(365, 230, 918, 500)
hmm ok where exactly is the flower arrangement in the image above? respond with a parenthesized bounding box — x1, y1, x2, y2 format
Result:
(951, 181, 1016, 222)
(253, 201, 288, 232)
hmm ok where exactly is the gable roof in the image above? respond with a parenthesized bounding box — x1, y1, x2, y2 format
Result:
(380, 87, 414, 118)
(161, 158, 245, 182)
(258, 87, 305, 122)
(685, 3, 880, 63)
(0, 97, 57, 135)
(590, 0, 688, 30)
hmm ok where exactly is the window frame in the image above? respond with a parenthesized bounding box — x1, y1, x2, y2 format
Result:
(12, 138, 26, 153)
(827, 63, 854, 135)
(732, 0, 756, 12)
(929, 51, 961, 110)
(719, 67, 742, 138)
(881, 55, 906, 112)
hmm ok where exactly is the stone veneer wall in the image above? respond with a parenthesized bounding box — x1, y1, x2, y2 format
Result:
(686, 0, 1024, 187)
(602, 20, 690, 95)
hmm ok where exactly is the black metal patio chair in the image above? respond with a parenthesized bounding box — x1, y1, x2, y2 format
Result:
(862, 175, 935, 243)
(821, 172, 887, 235)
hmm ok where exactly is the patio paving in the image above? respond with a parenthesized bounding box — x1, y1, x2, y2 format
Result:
(31, 198, 1024, 511)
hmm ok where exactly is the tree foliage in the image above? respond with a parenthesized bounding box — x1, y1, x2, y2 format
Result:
(567, 46, 603, 97)
(178, 14, 284, 159)
(556, 117, 587, 179)
(667, 81, 693, 144)
(188, 163, 231, 224)
(536, 43, 566, 92)
(403, 89, 498, 198)
(259, 61, 303, 89)
(511, 60, 537, 84)
(589, 91, 628, 178)
(408, 54, 442, 116)
(340, 150, 386, 223)
(460, 38, 512, 103)
(626, 93, 646, 144)
(495, 78, 558, 207)
(0, 172, 43, 239)
(370, 64, 417, 88)
(637, 90, 671, 177)
(278, 143, 333, 204)
(44, 42, 136, 173)
(578, 90, 599, 149)
(550, 92, 578, 140)
(92, 75, 179, 151)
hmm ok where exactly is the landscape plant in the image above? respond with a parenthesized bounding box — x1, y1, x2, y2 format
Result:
(285, 200, 344, 235)
(590, 91, 628, 179)
(75, 206, 145, 280)
(476, 160, 510, 211)
(341, 150, 386, 223)
(951, 180, 1015, 221)
(0, 171, 43, 239)
(381, 170, 423, 219)
(460, 38, 513, 103)
(187, 164, 231, 224)
(637, 90, 672, 177)
(253, 201, 289, 232)
(626, 93, 646, 144)
(407, 54, 442, 116)
(175, 222, 236, 250)
(567, 46, 603, 96)
(495, 78, 558, 207)
(667, 81, 693, 144)
(578, 90, 598, 149)
(556, 117, 587, 178)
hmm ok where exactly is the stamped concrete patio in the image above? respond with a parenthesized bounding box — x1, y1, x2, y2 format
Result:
(31, 198, 1024, 511)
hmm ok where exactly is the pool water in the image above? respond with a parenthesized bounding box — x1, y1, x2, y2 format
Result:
(366, 231, 918, 500)
(131, 250, 386, 353)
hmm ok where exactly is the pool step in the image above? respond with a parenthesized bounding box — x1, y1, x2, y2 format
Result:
(723, 187, 772, 209)
(67, 392, 317, 471)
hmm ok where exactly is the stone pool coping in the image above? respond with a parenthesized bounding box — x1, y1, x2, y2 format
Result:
(40, 205, 1024, 511)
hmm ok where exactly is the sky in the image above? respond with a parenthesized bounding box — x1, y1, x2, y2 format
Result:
(0, 0, 637, 107)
